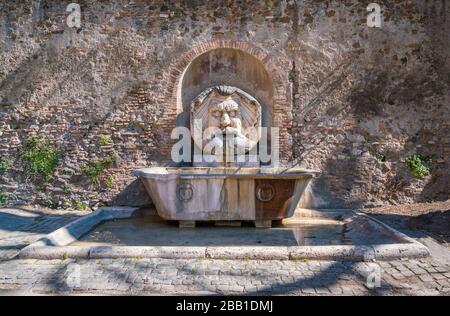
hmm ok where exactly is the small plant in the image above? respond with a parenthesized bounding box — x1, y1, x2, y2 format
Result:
(0, 191, 8, 206)
(81, 156, 114, 184)
(99, 134, 112, 146)
(59, 198, 72, 209)
(425, 197, 437, 204)
(348, 154, 357, 161)
(41, 195, 54, 207)
(63, 185, 70, 194)
(376, 153, 386, 163)
(73, 201, 89, 211)
(62, 252, 69, 260)
(405, 154, 430, 179)
(96, 201, 106, 208)
(0, 156, 12, 173)
(21, 135, 60, 182)
(105, 175, 115, 188)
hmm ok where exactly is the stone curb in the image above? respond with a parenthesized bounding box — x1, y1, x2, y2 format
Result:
(89, 246, 206, 259)
(19, 207, 138, 257)
(206, 246, 290, 260)
(354, 211, 431, 259)
(19, 246, 90, 260)
(289, 245, 372, 261)
(18, 243, 429, 261)
(18, 207, 430, 261)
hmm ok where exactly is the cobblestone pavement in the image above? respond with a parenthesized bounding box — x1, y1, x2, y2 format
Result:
(0, 208, 82, 261)
(0, 208, 449, 296)
(1, 257, 450, 295)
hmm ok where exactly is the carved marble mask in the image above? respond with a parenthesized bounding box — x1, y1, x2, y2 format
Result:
(207, 96, 242, 134)
(190, 86, 262, 154)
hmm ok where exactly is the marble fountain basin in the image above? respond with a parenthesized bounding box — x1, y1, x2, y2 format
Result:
(133, 167, 319, 224)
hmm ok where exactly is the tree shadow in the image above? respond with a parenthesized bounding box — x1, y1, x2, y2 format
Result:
(110, 179, 152, 207)
(92, 257, 399, 296)
(0, 208, 81, 234)
(368, 210, 450, 244)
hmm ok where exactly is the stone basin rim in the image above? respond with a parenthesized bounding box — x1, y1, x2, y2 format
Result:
(133, 167, 320, 179)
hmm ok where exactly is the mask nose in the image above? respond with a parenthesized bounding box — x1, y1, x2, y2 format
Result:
(220, 113, 231, 129)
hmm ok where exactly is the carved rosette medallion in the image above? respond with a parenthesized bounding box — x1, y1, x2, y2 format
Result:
(256, 183, 275, 202)
(176, 183, 194, 202)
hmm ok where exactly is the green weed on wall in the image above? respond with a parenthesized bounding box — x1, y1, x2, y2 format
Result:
(21, 135, 61, 182)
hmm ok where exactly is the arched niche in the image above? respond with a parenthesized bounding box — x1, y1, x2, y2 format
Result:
(176, 48, 274, 130)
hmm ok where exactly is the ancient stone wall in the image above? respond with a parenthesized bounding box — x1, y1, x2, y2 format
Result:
(0, 0, 449, 209)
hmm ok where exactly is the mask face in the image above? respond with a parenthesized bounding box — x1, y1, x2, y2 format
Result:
(207, 96, 242, 134)
(190, 86, 262, 155)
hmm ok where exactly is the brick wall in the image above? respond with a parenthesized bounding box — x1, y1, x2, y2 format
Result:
(0, 0, 449, 209)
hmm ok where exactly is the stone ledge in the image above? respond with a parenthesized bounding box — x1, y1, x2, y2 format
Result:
(206, 246, 290, 260)
(89, 246, 206, 259)
(19, 243, 429, 262)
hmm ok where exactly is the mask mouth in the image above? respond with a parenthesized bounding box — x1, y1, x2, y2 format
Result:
(222, 131, 238, 139)
(222, 132, 231, 142)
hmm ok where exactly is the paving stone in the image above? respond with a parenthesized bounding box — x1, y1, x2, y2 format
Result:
(434, 266, 449, 273)
(436, 279, 449, 287)
(432, 273, 447, 280)
(425, 281, 441, 289)
(418, 274, 434, 282)
(423, 267, 438, 273)
(411, 268, 428, 275)
(400, 270, 415, 278)
(315, 287, 331, 294)
(389, 272, 405, 280)
(328, 286, 344, 295)
(301, 288, 316, 294)
(1, 210, 450, 296)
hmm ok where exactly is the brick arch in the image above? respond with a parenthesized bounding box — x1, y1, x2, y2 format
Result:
(158, 40, 291, 161)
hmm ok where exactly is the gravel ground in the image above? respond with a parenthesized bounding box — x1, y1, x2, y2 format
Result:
(363, 201, 450, 216)
(363, 201, 450, 247)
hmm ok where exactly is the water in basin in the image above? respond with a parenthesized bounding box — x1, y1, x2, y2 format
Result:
(72, 213, 347, 247)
